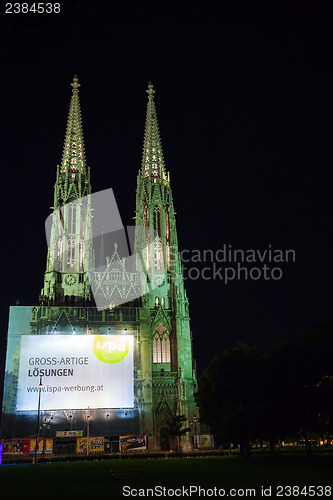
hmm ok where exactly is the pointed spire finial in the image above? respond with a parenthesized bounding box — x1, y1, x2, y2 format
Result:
(146, 82, 155, 97)
(71, 75, 81, 91)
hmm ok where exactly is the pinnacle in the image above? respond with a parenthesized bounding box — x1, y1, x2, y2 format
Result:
(71, 75, 81, 91)
(146, 82, 155, 97)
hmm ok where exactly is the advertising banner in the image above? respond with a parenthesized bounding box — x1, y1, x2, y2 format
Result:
(197, 435, 214, 449)
(16, 334, 134, 410)
(2, 439, 24, 454)
(29, 438, 53, 454)
(76, 437, 104, 453)
(23, 440, 30, 454)
(23, 438, 53, 455)
(120, 435, 147, 451)
(56, 430, 83, 437)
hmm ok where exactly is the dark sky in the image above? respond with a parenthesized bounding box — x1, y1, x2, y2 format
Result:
(0, 2, 332, 376)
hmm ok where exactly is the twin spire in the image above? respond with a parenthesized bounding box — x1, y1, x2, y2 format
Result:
(60, 76, 168, 182)
(141, 82, 168, 183)
(60, 75, 86, 175)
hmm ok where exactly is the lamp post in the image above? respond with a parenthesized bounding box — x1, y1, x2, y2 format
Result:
(86, 409, 90, 456)
(193, 415, 198, 450)
(124, 412, 127, 435)
(34, 376, 43, 464)
(106, 413, 110, 453)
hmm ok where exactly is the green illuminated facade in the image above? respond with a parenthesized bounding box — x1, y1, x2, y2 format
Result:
(2, 77, 199, 451)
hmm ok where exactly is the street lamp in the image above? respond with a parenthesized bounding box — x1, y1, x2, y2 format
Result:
(106, 413, 110, 453)
(193, 415, 198, 450)
(69, 414, 73, 431)
(34, 376, 43, 464)
(124, 412, 128, 435)
(86, 410, 90, 456)
(106, 413, 110, 435)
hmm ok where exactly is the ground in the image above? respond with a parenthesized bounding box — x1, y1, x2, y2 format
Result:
(1, 455, 332, 499)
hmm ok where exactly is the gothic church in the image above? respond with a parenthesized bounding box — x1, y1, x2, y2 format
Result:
(2, 77, 198, 451)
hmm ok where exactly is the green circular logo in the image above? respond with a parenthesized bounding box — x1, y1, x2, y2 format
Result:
(93, 335, 129, 364)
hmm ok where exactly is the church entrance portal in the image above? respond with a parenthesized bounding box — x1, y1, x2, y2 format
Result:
(160, 427, 170, 450)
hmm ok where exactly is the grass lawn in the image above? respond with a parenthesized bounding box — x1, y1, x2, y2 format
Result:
(1, 455, 332, 499)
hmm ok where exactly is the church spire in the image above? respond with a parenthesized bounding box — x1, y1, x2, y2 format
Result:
(136, 83, 183, 309)
(54, 75, 91, 208)
(60, 75, 86, 175)
(141, 82, 168, 183)
(40, 76, 93, 306)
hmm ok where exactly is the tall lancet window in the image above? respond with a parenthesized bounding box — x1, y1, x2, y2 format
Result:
(154, 239, 162, 270)
(153, 206, 162, 270)
(143, 204, 150, 271)
(79, 204, 86, 271)
(153, 206, 161, 237)
(57, 215, 63, 268)
(144, 148, 150, 177)
(144, 204, 149, 227)
(80, 239, 85, 271)
(68, 203, 76, 234)
(67, 237, 75, 268)
(153, 323, 171, 363)
(165, 207, 171, 271)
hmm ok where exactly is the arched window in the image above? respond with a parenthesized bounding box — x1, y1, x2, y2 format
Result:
(153, 324, 171, 363)
(68, 203, 76, 234)
(143, 205, 150, 271)
(153, 333, 161, 363)
(153, 205, 162, 270)
(143, 204, 149, 227)
(161, 332, 170, 362)
(154, 239, 162, 270)
(57, 238, 63, 268)
(56, 213, 64, 268)
(67, 237, 75, 268)
(165, 208, 170, 240)
(165, 207, 171, 271)
(80, 239, 85, 271)
(153, 206, 161, 237)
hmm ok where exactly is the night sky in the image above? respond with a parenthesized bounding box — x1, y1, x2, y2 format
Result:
(0, 2, 332, 380)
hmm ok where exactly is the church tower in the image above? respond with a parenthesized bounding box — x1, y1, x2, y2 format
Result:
(135, 83, 198, 449)
(40, 75, 93, 306)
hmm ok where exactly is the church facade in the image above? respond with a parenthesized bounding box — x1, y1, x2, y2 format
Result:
(1, 77, 199, 451)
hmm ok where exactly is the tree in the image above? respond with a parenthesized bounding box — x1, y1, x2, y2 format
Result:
(264, 340, 302, 451)
(197, 320, 333, 459)
(196, 343, 268, 460)
(297, 319, 333, 454)
(167, 414, 191, 453)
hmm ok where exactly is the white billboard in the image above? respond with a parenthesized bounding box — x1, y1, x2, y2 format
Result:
(16, 334, 134, 410)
